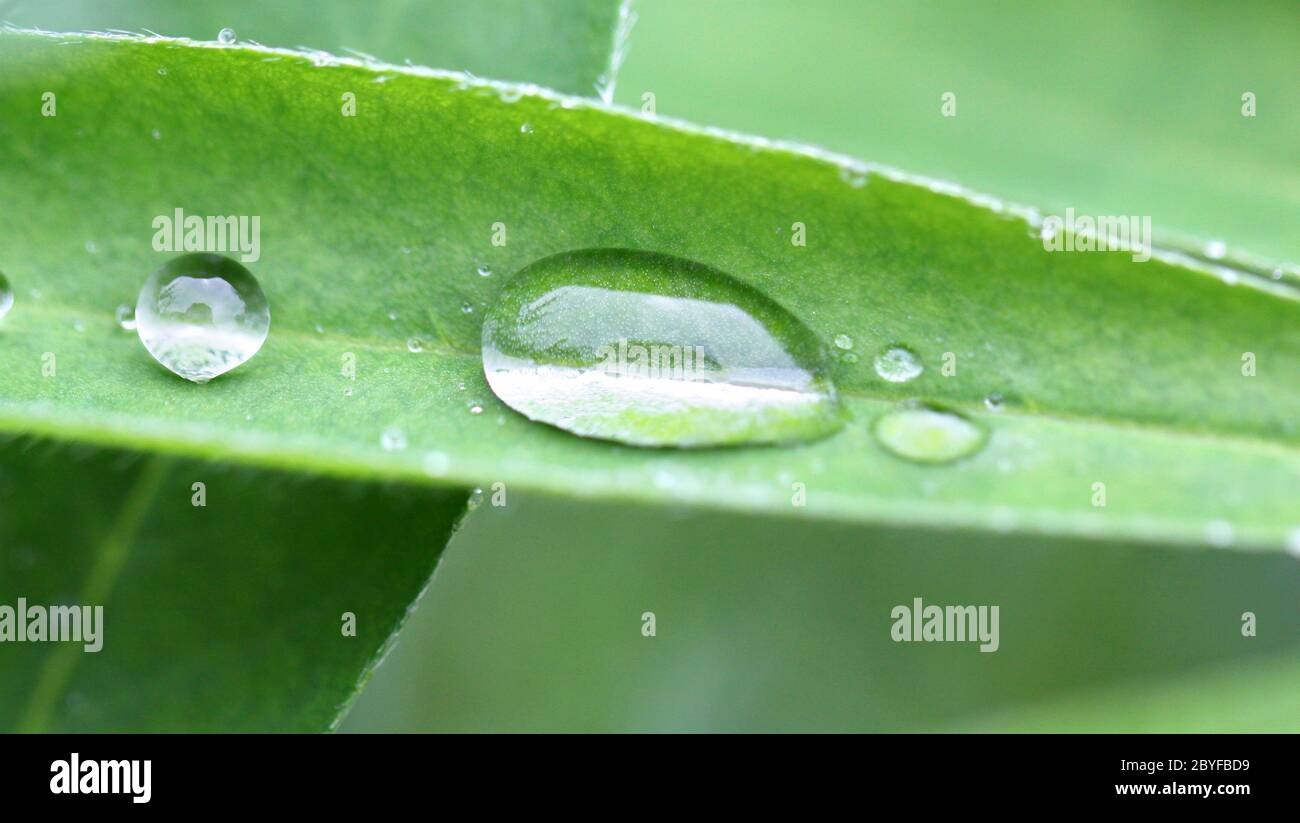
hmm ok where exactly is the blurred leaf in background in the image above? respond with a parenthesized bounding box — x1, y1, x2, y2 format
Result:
(614, 0, 1300, 264)
(0, 0, 627, 95)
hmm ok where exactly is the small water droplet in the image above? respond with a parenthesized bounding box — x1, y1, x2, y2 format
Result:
(387, 310, 398, 321)
(1205, 519, 1234, 547)
(115, 304, 136, 330)
(467, 487, 484, 510)
(838, 167, 868, 188)
(481, 248, 844, 447)
(423, 451, 450, 476)
(469, 404, 483, 415)
(519, 123, 534, 134)
(833, 334, 853, 350)
(840, 352, 858, 364)
(984, 393, 1003, 411)
(0, 271, 12, 321)
(151, 129, 161, 140)
(874, 345, 923, 383)
(477, 265, 492, 278)
(461, 302, 474, 314)
(1285, 528, 1300, 558)
(217, 27, 236, 44)
(380, 426, 407, 452)
(135, 253, 270, 383)
(157, 67, 168, 76)
(873, 404, 986, 463)
(1204, 240, 1226, 260)
(406, 337, 424, 353)
(343, 387, 353, 397)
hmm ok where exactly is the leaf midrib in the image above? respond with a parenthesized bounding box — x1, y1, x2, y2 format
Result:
(8, 299, 1300, 458)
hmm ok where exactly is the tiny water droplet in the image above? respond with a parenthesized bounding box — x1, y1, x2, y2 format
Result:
(72, 319, 85, 333)
(1285, 527, 1300, 558)
(387, 310, 398, 321)
(135, 253, 270, 383)
(477, 265, 492, 277)
(873, 404, 986, 463)
(0, 271, 12, 321)
(380, 426, 407, 452)
(519, 123, 534, 134)
(1205, 519, 1234, 547)
(343, 387, 353, 397)
(1204, 240, 1226, 260)
(461, 302, 474, 314)
(874, 345, 923, 383)
(115, 304, 136, 330)
(157, 67, 168, 76)
(406, 337, 424, 353)
(85, 240, 99, 254)
(217, 27, 236, 44)
(840, 352, 858, 364)
(151, 129, 162, 140)
(833, 334, 853, 350)
(423, 451, 450, 476)
(467, 487, 484, 510)
(481, 248, 843, 447)
(469, 404, 483, 415)
(984, 393, 1003, 411)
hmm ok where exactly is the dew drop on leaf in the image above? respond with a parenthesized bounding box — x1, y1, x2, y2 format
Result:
(874, 345, 923, 383)
(217, 28, 236, 44)
(380, 427, 407, 452)
(873, 404, 986, 463)
(135, 253, 270, 383)
(0, 271, 12, 321)
(480, 248, 844, 447)
(115, 303, 136, 331)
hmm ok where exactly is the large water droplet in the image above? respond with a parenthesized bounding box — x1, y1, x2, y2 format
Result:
(135, 253, 270, 383)
(0, 271, 12, 321)
(874, 345, 923, 383)
(217, 27, 236, 44)
(873, 404, 986, 463)
(481, 249, 843, 447)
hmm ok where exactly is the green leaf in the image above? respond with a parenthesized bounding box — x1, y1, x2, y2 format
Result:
(2, 0, 631, 96)
(0, 31, 1296, 553)
(0, 439, 465, 732)
(615, 0, 1300, 265)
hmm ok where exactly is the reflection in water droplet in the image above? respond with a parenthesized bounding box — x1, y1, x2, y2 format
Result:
(481, 248, 843, 447)
(0, 271, 12, 321)
(218, 27, 236, 44)
(135, 253, 270, 383)
(873, 404, 986, 463)
(874, 345, 922, 383)
(115, 304, 136, 330)
(380, 427, 407, 452)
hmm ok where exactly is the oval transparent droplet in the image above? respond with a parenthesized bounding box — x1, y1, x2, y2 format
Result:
(873, 404, 986, 463)
(136, 253, 270, 383)
(0, 270, 12, 321)
(874, 345, 922, 383)
(481, 248, 843, 447)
